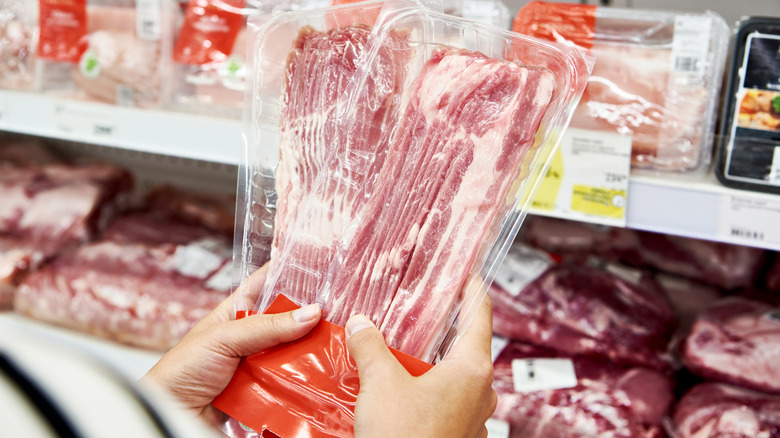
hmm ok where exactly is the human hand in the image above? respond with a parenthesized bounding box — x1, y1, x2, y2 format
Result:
(140, 264, 322, 425)
(347, 295, 497, 438)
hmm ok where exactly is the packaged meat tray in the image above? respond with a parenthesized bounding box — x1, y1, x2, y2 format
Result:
(670, 382, 780, 438)
(14, 187, 237, 350)
(491, 340, 674, 438)
(0, 144, 133, 309)
(489, 244, 676, 370)
(512, 1, 730, 173)
(681, 294, 780, 395)
(715, 17, 780, 194)
(0, 0, 37, 91)
(213, 1, 592, 436)
(36, 0, 172, 108)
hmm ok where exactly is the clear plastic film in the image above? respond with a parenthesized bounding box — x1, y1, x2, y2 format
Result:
(218, 1, 591, 436)
(512, 1, 730, 174)
(0, 0, 37, 91)
(36, 0, 173, 108)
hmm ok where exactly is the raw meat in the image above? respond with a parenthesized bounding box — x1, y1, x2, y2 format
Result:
(0, 138, 60, 167)
(0, 160, 132, 309)
(262, 25, 407, 306)
(146, 185, 236, 237)
(0, 1, 35, 90)
(767, 256, 780, 294)
(492, 341, 673, 438)
(15, 192, 234, 350)
(656, 273, 722, 330)
(682, 295, 780, 395)
(672, 382, 780, 438)
(490, 261, 676, 370)
(316, 47, 556, 361)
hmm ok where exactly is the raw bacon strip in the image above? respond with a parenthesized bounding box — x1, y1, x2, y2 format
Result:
(323, 47, 556, 360)
(263, 25, 407, 307)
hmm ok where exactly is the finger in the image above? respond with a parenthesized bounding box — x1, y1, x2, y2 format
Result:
(476, 425, 488, 438)
(446, 294, 493, 363)
(195, 263, 271, 331)
(345, 315, 405, 380)
(210, 303, 321, 357)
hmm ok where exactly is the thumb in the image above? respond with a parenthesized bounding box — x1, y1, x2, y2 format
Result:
(346, 315, 405, 380)
(213, 303, 321, 357)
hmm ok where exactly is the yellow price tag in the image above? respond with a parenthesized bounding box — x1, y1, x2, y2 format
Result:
(570, 185, 627, 219)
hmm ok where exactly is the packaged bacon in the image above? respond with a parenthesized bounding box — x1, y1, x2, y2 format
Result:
(0, 0, 37, 91)
(213, 1, 592, 436)
(512, 1, 730, 174)
(36, 0, 173, 108)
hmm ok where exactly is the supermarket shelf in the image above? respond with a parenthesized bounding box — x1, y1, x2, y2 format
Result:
(532, 172, 780, 252)
(0, 90, 242, 165)
(0, 313, 162, 381)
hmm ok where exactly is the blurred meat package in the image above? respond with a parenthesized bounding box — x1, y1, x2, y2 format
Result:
(491, 340, 673, 438)
(36, 0, 171, 107)
(0, 0, 37, 91)
(0, 140, 133, 309)
(489, 243, 676, 370)
(14, 187, 238, 350)
(512, 1, 729, 173)
(671, 382, 780, 438)
(681, 294, 780, 395)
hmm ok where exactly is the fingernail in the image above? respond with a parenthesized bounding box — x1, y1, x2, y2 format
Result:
(292, 304, 320, 323)
(346, 314, 374, 339)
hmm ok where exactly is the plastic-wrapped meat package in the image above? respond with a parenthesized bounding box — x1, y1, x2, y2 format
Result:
(491, 341, 673, 438)
(520, 215, 613, 257)
(0, 151, 133, 309)
(14, 187, 237, 350)
(0, 0, 36, 91)
(671, 382, 780, 438)
(146, 185, 236, 236)
(215, 1, 592, 436)
(489, 244, 676, 370)
(37, 0, 171, 107)
(656, 273, 722, 330)
(766, 255, 780, 293)
(681, 294, 780, 395)
(512, 1, 729, 173)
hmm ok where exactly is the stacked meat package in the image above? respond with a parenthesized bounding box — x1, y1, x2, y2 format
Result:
(517, 215, 780, 438)
(512, 1, 729, 173)
(36, 0, 172, 107)
(0, 138, 133, 309)
(15, 185, 238, 351)
(0, 0, 37, 91)
(212, 0, 592, 436)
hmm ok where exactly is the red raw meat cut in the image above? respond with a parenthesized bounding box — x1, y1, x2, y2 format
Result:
(15, 189, 234, 350)
(317, 47, 556, 361)
(146, 185, 236, 237)
(0, 159, 132, 309)
(766, 256, 780, 294)
(490, 258, 676, 370)
(681, 295, 780, 395)
(492, 341, 673, 438)
(656, 273, 722, 330)
(672, 382, 780, 438)
(0, 138, 61, 166)
(262, 25, 408, 306)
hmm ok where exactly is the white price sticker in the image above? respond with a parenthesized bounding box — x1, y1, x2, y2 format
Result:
(671, 16, 712, 75)
(491, 335, 509, 363)
(485, 419, 510, 438)
(494, 246, 553, 296)
(512, 358, 578, 393)
(717, 195, 780, 248)
(53, 102, 116, 139)
(136, 0, 162, 40)
(532, 128, 632, 227)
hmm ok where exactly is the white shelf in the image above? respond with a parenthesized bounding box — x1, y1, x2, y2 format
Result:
(0, 90, 242, 165)
(0, 313, 162, 381)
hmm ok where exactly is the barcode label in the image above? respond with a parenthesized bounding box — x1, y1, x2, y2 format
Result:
(730, 228, 765, 241)
(494, 245, 553, 296)
(116, 85, 135, 107)
(136, 0, 161, 40)
(512, 358, 578, 393)
(671, 16, 711, 75)
(718, 195, 780, 249)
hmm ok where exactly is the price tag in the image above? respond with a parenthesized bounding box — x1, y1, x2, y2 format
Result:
(485, 418, 510, 438)
(494, 246, 553, 297)
(512, 358, 578, 393)
(136, 0, 162, 40)
(717, 194, 780, 248)
(532, 128, 632, 227)
(52, 102, 116, 139)
(491, 335, 509, 363)
(671, 15, 712, 76)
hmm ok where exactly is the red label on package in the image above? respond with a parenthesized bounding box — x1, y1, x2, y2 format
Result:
(512, 1, 597, 50)
(38, 0, 88, 62)
(215, 295, 433, 438)
(174, 0, 245, 65)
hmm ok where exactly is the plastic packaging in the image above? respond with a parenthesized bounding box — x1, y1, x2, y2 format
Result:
(36, 0, 172, 108)
(491, 341, 674, 438)
(512, 1, 730, 173)
(489, 243, 676, 370)
(670, 382, 780, 438)
(215, 1, 592, 436)
(0, 0, 37, 91)
(715, 17, 780, 194)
